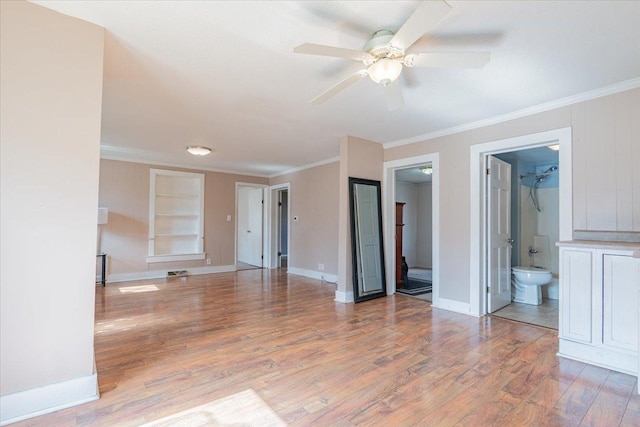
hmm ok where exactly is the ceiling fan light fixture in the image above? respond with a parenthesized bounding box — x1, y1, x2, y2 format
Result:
(186, 146, 212, 156)
(420, 166, 433, 175)
(368, 58, 403, 86)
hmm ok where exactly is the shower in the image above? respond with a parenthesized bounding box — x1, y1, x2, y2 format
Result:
(522, 165, 558, 212)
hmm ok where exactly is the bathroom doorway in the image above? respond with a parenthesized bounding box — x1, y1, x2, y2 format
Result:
(490, 146, 560, 329)
(469, 127, 572, 322)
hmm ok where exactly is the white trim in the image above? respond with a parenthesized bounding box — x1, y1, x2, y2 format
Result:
(334, 289, 354, 303)
(558, 339, 637, 377)
(470, 127, 572, 317)
(106, 264, 236, 283)
(265, 183, 291, 269)
(268, 156, 339, 178)
(383, 153, 441, 308)
(146, 253, 205, 263)
(235, 182, 268, 268)
(287, 267, 337, 283)
(0, 373, 98, 426)
(101, 146, 269, 178)
(384, 77, 640, 149)
(431, 298, 472, 316)
(187, 265, 237, 276)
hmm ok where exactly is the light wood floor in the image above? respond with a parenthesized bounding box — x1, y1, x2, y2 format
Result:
(16, 269, 639, 426)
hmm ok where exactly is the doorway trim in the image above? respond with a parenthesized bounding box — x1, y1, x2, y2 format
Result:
(265, 182, 291, 269)
(470, 127, 572, 317)
(383, 153, 440, 305)
(235, 182, 268, 268)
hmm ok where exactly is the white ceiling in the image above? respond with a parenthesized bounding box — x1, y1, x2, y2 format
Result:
(33, 1, 640, 177)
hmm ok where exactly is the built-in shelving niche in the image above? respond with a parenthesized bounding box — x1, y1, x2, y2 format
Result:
(147, 169, 205, 263)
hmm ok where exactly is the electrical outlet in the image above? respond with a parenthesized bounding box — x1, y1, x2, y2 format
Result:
(318, 263, 324, 271)
(226, 215, 231, 222)
(206, 258, 212, 265)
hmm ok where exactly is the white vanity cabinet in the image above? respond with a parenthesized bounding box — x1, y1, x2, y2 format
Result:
(557, 241, 640, 376)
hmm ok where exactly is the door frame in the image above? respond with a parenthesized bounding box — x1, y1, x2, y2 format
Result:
(235, 182, 268, 268)
(383, 153, 440, 304)
(265, 182, 291, 269)
(470, 127, 572, 317)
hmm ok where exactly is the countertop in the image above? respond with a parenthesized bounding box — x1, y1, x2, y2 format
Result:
(556, 240, 640, 256)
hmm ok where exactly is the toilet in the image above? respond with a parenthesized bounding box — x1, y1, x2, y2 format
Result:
(511, 266, 552, 305)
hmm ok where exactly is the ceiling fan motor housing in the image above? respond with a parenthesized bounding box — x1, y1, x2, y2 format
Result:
(363, 30, 404, 65)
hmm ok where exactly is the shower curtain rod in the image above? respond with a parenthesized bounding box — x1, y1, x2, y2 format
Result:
(519, 171, 559, 179)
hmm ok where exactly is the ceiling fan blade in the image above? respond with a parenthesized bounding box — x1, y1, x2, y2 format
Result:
(294, 43, 367, 61)
(406, 52, 491, 68)
(383, 79, 404, 111)
(311, 70, 368, 105)
(390, 0, 452, 51)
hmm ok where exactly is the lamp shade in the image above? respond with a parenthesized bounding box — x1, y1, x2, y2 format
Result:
(368, 59, 403, 86)
(97, 207, 109, 225)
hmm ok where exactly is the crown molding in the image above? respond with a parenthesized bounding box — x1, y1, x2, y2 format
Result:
(100, 145, 270, 178)
(268, 156, 340, 178)
(384, 77, 640, 149)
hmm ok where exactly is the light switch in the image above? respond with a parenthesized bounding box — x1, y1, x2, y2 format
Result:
(226, 215, 232, 221)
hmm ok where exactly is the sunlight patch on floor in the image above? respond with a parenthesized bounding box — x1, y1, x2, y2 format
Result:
(119, 284, 160, 294)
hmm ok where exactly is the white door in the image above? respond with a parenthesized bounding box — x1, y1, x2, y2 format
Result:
(237, 186, 263, 267)
(246, 188, 263, 267)
(354, 183, 383, 293)
(487, 156, 512, 313)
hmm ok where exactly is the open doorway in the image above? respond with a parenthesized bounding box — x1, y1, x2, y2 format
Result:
(267, 182, 291, 270)
(236, 183, 265, 270)
(383, 153, 440, 308)
(469, 128, 572, 318)
(394, 165, 433, 302)
(488, 147, 560, 329)
(277, 189, 289, 269)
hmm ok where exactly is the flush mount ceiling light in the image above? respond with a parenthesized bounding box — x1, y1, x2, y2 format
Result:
(420, 166, 433, 175)
(547, 144, 560, 151)
(186, 146, 212, 156)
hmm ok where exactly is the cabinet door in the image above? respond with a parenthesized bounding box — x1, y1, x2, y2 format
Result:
(560, 249, 593, 343)
(603, 255, 640, 352)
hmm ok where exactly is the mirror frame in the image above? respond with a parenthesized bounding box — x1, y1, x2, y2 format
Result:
(349, 177, 387, 303)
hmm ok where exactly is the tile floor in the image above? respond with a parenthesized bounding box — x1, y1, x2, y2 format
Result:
(492, 298, 558, 329)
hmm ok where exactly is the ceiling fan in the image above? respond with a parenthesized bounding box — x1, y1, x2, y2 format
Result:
(294, 0, 490, 110)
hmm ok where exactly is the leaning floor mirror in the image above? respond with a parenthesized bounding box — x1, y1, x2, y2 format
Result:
(349, 177, 387, 303)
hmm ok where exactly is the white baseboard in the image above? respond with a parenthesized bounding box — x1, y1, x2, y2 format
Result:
(106, 265, 236, 283)
(0, 373, 98, 426)
(558, 339, 637, 376)
(431, 297, 472, 316)
(286, 267, 337, 283)
(334, 290, 354, 303)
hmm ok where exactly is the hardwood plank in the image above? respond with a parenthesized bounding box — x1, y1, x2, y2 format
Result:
(10, 270, 638, 426)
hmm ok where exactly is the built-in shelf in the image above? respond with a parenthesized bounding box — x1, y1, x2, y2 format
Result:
(149, 169, 205, 262)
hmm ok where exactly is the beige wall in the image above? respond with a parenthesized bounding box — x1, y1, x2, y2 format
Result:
(99, 159, 267, 277)
(0, 0, 104, 405)
(270, 161, 339, 274)
(337, 136, 385, 300)
(385, 87, 640, 303)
